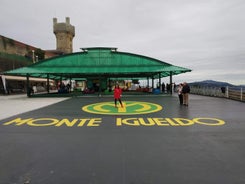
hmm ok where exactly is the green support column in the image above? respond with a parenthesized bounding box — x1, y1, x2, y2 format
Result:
(69, 77, 72, 93)
(159, 73, 161, 89)
(26, 74, 30, 97)
(152, 77, 154, 89)
(98, 76, 102, 97)
(59, 76, 62, 92)
(47, 74, 50, 93)
(170, 71, 173, 95)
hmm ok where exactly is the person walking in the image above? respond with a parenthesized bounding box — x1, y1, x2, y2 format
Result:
(182, 82, 190, 106)
(177, 83, 183, 105)
(114, 84, 123, 108)
(161, 82, 165, 93)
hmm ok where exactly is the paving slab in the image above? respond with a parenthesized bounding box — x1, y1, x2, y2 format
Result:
(0, 94, 244, 184)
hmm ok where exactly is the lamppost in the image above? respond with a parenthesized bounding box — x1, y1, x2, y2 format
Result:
(32, 50, 35, 63)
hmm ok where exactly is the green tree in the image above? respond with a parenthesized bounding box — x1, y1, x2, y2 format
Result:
(35, 48, 45, 61)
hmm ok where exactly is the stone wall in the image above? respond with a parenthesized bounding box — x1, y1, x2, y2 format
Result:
(0, 35, 35, 57)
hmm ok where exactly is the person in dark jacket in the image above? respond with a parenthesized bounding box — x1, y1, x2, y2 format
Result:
(182, 82, 190, 106)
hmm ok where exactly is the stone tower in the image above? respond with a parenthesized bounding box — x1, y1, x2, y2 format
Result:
(53, 17, 75, 54)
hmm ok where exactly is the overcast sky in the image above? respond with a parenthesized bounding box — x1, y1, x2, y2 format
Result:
(1, 0, 245, 85)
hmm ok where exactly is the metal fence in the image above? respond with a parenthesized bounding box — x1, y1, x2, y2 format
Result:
(190, 86, 245, 102)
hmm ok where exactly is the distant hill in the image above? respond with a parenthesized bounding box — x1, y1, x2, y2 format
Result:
(189, 80, 235, 87)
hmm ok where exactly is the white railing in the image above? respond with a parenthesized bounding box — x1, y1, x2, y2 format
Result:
(190, 86, 245, 102)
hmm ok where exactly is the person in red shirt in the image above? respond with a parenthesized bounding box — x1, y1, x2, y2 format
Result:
(114, 84, 123, 108)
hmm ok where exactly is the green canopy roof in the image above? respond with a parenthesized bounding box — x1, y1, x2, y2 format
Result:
(5, 47, 191, 79)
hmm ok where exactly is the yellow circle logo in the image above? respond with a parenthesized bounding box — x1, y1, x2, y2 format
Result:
(82, 101, 162, 115)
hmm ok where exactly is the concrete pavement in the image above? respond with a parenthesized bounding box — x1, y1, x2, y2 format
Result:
(0, 94, 68, 120)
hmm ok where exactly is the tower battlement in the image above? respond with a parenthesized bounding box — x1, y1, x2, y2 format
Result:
(53, 17, 75, 36)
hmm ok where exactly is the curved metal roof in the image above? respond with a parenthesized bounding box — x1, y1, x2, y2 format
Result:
(5, 47, 191, 79)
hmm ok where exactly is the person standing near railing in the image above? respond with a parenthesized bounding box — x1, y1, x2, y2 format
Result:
(182, 82, 190, 106)
(177, 83, 183, 105)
